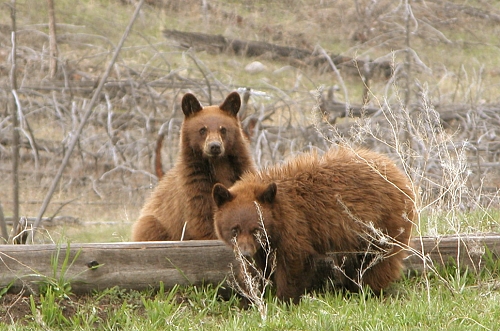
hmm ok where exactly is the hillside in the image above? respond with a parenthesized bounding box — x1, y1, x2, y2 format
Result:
(1, 0, 500, 242)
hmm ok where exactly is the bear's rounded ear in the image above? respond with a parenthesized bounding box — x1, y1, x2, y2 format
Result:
(212, 183, 234, 208)
(219, 92, 241, 117)
(182, 93, 203, 117)
(257, 182, 277, 204)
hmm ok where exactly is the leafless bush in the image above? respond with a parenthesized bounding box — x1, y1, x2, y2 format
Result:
(316, 74, 500, 229)
(311, 62, 500, 298)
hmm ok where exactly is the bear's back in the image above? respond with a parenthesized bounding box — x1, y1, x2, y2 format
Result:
(234, 147, 414, 252)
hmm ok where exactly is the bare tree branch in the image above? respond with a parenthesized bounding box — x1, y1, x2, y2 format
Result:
(27, 0, 146, 243)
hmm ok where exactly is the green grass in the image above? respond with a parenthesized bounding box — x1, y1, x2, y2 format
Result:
(49, 223, 132, 243)
(4, 274, 500, 330)
(417, 209, 500, 236)
(5, 250, 500, 330)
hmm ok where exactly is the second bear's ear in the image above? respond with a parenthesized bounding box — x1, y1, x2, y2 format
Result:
(182, 93, 203, 117)
(219, 92, 241, 117)
(213, 183, 234, 208)
(257, 182, 277, 204)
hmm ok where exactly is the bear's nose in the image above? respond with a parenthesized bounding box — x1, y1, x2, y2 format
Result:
(238, 243, 256, 258)
(209, 142, 222, 155)
(240, 249, 254, 259)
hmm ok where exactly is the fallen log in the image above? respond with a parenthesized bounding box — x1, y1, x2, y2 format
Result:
(0, 235, 499, 295)
(0, 241, 232, 294)
(163, 29, 392, 79)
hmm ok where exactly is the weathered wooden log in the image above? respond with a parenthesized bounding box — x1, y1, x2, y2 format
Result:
(406, 234, 500, 273)
(0, 241, 234, 294)
(0, 235, 499, 295)
(425, 0, 500, 23)
(162, 29, 392, 78)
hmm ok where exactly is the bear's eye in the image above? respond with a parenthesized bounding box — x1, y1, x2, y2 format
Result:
(252, 229, 261, 238)
(220, 127, 227, 135)
(231, 228, 239, 238)
(199, 127, 207, 135)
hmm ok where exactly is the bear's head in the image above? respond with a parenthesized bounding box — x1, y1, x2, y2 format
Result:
(212, 182, 278, 257)
(180, 92, 243, 159)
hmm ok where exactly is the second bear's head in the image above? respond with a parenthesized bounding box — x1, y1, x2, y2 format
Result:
(212, 182, 278, 258)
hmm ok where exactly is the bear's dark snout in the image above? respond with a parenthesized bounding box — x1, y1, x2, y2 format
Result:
(208, 141, 222, 155)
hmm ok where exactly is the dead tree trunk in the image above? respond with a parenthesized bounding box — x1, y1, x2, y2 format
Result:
(46, 0, 58, 78)
(0, 203, 7, 243)
(9, 0, 20, 244)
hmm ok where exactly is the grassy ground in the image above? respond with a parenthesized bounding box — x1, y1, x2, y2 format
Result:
(3, 272, 500, 330)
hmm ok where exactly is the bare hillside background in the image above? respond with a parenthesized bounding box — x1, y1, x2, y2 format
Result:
(1, 0, 500, 243)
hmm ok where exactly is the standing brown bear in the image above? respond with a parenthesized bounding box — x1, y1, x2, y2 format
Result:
(212, 147, 415, 303)
(132, 92, 255, 241)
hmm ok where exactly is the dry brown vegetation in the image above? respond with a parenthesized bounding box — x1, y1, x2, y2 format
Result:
(1, 0, 500, 243)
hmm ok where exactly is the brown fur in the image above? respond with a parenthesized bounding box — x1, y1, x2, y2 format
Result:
(212, 147, 415, 303)
(132, 92, 255, 241)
